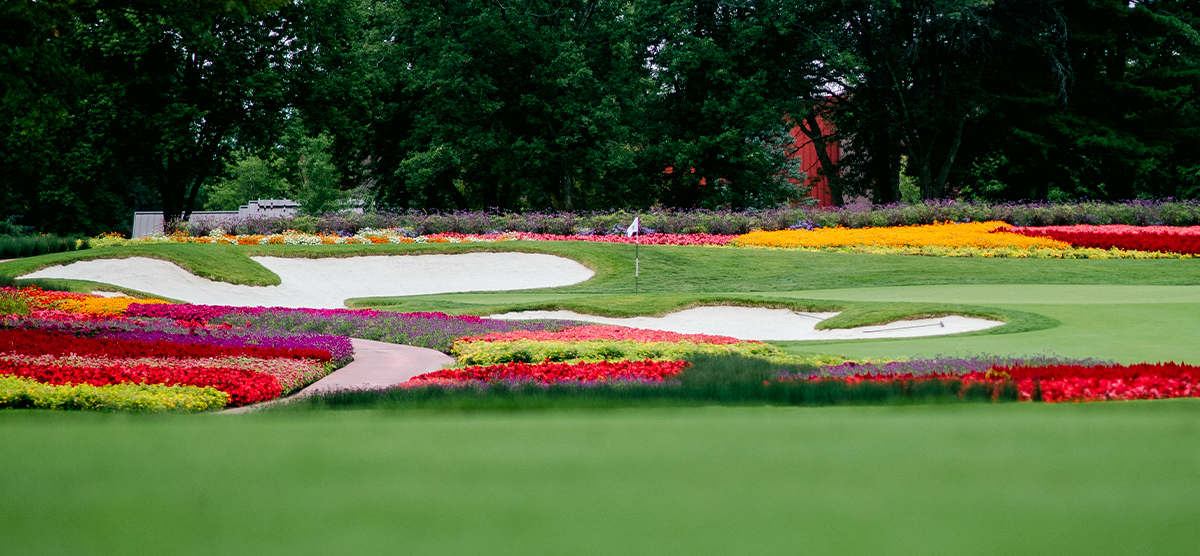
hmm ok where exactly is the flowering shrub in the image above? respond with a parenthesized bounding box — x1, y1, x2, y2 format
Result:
(1009, 225, 1200, 254)
(93, 201, 1200, 240)
(458, 325, 752, 345)
(731, 221, 1069, 250)
(0, 375, 228, 412)
(0, 359, 282, 406)
(407, 359, 691, 385)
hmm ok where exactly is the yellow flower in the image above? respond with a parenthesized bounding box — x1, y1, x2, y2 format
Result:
(730, 221, 1071, 250)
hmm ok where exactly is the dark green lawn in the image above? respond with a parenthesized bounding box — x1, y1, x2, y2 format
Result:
(1, 401, 1196, 555)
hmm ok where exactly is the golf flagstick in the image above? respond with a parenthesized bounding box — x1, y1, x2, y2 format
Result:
(625, 216, 640, 293)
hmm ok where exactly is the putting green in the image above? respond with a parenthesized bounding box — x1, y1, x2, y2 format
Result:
(356, 284, 1200, 364)
(1, 403, 1196, 556)
(753, 285, 1200, 363)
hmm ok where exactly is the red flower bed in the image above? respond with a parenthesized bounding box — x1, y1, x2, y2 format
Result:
(408, 359, 691, 385)
(0, 360, 281, 406)
(1007, 225, 1200, 254)
(458, 325, 751, 345)
(513, 232, 736, 246)
(990, 362, 1200, 402)
(776, 362, 1200, 403)
(0, 329, 332, 362)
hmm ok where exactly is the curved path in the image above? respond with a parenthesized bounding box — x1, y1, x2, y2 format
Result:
(222, 338, 454, 414)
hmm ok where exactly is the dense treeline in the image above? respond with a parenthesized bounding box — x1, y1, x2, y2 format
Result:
(3, 0, 1199, 235)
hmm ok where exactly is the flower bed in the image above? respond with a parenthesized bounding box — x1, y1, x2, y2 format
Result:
(406, 360, 690, 386)
(128, 303, 583, 353)
(774, 359, 1200, 403)
(992, 362, 1200, 402)
(0, 358, 281, 406)
(1008, 225, 1200, 254)
(16, 286, 170, 316)
(0, 375, 228, 412)
(0, 353, 326, 394)
(1, 289, 354, 410)
(449, 338, 841, 367)
(0, 328, 334, 362)
(730, 221, 1069, 250)
(86, 201, 1200, 240)
(458, 325, 750, 345)
(512, 232, 735, 246)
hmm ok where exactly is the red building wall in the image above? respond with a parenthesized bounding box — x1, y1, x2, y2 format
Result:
(787, 118, 839, 207)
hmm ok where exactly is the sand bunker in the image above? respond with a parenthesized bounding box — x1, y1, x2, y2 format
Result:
(20, 254, 1001, 340)
(20, 254, 594, 309)
(487, 306, 1003, 341)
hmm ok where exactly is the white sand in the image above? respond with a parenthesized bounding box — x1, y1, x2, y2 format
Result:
(487, 306, 1003, 341)
(20, 253, 594, 309)
(20, 253, 1002, 340)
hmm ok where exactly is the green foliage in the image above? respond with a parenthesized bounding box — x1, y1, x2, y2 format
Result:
(294, 133, 346, 214)
(204, 130, 346, 214)
(0, 0, 299, 234)
(205, 153, 294, 211)
(0, 375, 228, 412)
(0, 235, 87, 259)
(949, 0, 1200, 201)
(293, 353, 1012, 410)
(0, 290, 29, 316)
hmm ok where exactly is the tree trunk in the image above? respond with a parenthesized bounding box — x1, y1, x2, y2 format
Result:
(932, 117, 967, 198)
(561, 155, 574, 210)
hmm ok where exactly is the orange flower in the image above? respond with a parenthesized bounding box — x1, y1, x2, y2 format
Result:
(731, 221, 1070, 250)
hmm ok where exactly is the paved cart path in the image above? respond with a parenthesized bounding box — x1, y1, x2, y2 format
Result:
(223, 338, 454, 413)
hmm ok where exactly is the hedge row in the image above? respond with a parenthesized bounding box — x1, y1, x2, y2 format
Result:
(174, 200, 1200, 237)
(0, 235, 89, 259)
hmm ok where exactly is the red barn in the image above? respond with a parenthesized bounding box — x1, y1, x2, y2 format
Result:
(787, 117, 839, 207)
(662, 114, 840, 207)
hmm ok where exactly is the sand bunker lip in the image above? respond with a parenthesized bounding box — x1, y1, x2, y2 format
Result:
(486, 306, 1003, 341)
(19, 253, 595, 309)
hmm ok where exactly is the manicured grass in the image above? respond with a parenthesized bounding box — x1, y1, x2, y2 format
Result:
(351, 291, 1054, 334)
(0, 243, 281, 287)
(1, 402, 1196, 555)
(764, 285, 1200, 364)
(6, 242, 1200, 293)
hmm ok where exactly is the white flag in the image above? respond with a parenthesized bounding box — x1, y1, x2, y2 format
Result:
(625, 216, 640, 237)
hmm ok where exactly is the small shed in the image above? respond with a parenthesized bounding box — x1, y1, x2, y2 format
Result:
(131, 199, 302, 238)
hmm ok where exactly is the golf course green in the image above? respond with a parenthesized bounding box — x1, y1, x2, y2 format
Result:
(1, 242, 1197, 555)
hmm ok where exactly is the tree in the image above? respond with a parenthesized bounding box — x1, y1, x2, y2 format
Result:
(836, 0, 1003, 202)
(639, 0, 840, 208)
(954, 0, 1200, 201)
(0, 0, 293, 234)
(366, 0, 649, 211)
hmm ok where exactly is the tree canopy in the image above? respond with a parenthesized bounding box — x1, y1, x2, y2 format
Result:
(3, 0, 1199, 234)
